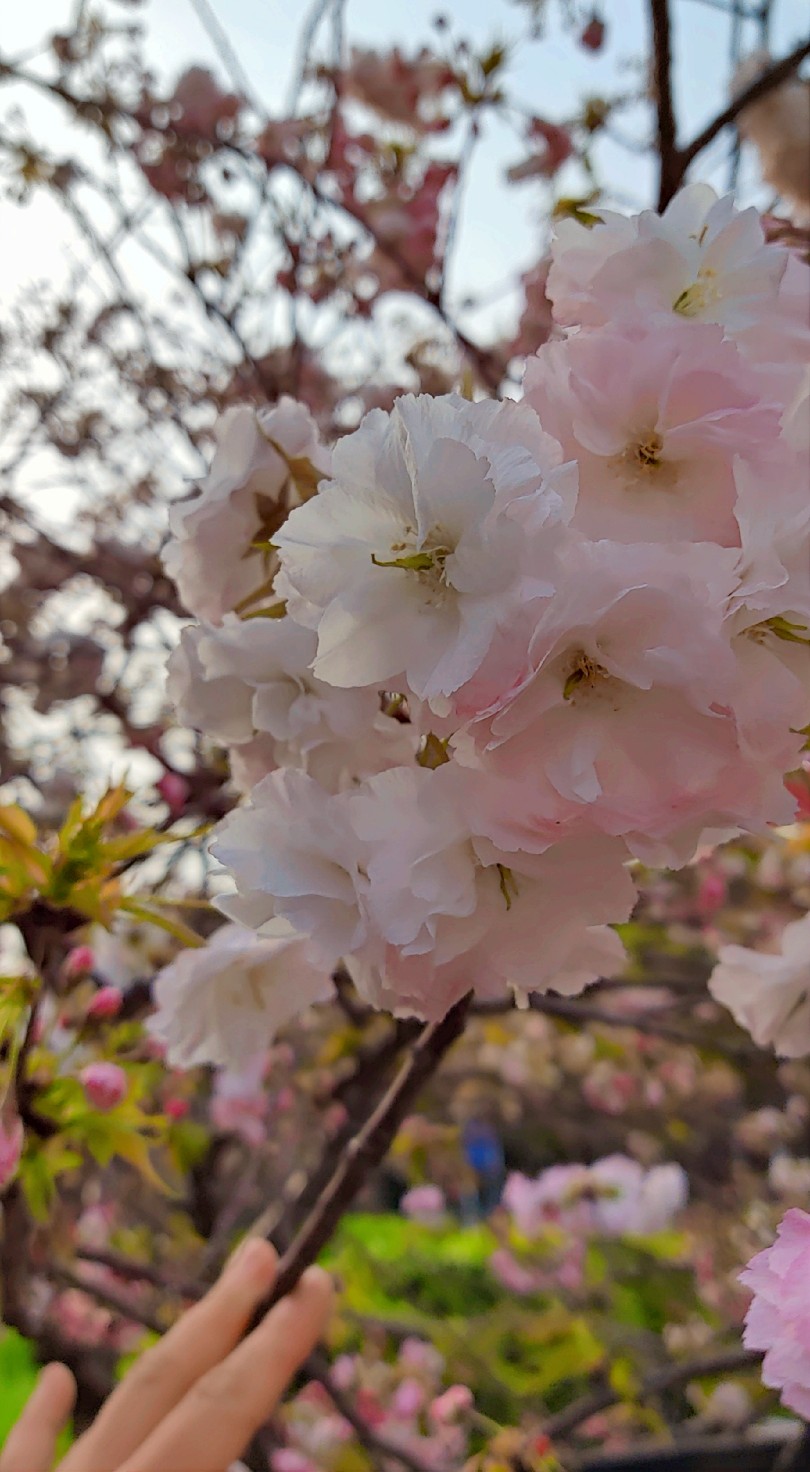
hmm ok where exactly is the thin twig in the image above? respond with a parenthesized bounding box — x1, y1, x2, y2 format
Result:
(670, 34, 810, 201)
(76, 1245, 201, 1300)
(48, 1263, 166, 1336)
(252, 995, 471, 1321)
(544, 1346, 762, 1439)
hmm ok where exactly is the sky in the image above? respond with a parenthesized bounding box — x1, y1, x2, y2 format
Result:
(1, 0, 807, 328)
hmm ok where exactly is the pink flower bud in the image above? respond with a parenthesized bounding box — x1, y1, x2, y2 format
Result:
(86, 986, 122, 1020)
(165, 1096, 189, 1121)
(64, 946, 95, 980)
(429, 1385, 474, 1424)
(156, 771, 191, 816)
(0, 1116, 24, 1188)
(80, 1063, 127, 1111)
(580, 14, 605, 50)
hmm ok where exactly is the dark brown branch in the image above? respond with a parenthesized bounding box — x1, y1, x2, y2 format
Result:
(472, 992, 758, 1058)
(658, 33, 810, 207)
(270, 1017, 421, 1254)
(544, 1346, 762, 1440)
(76, 1245, 201, 1300)
(649, 0, 680, 211)
(48, 1263, 166, 1336)
(252, 995, 470, 1321)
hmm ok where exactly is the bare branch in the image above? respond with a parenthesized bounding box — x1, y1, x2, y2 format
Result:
(663, 33, 810, 206)
(649, 0, 680, 211)
(544, 1346, 762, 1440)
(251, 995, 470, 1321)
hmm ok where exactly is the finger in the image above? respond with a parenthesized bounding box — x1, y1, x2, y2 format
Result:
(120, 1266, 334, 1472)
(61, 1239, 278, 1472)
(0, 1362, 76, 1472)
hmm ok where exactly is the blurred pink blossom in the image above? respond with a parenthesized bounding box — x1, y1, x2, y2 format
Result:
(740, 1208, 810, 1415)
(0, 1116, 24, 1189)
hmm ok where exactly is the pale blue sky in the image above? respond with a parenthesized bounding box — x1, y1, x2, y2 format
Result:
(2, 0, 807, 333)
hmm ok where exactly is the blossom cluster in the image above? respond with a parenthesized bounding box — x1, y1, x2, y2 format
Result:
(502, 1154, 689, 1240)
(158, 183, 810, 1065)
(272, 1338, 473, 1472)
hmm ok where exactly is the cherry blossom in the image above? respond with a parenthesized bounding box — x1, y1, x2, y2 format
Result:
(547, 183, 788, 337)
(343, 763, 633, 1014)
(273, 393, 575, 707)
(453, 539, 760, 865)
(733, 52, 810, 222)
(149, 922, 333, 1070)
(524, 319, 783, 545)
(708, 913, 810, 1058)
(740, 1208, 810, 1416)
(211, 770, 369, 964)
(167, 614, 401, 789)
(164, 398, 329, 626)
(501, 1155, 688, 1239)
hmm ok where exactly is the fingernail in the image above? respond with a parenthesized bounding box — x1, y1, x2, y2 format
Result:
(227, 1236, 271, 1280)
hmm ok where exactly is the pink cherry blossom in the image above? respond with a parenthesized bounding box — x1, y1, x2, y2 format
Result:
(524, 319, 783, 545)
(740, 1208, 810, 1416)
(547, 183, 788, 337)
(400, 1184, 447, 1224)
(429, 1385, 474, 1424)
(489, 1247, 546, 1295)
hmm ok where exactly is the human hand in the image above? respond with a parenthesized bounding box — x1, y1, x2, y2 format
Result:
(0, 1241, 332, 1472)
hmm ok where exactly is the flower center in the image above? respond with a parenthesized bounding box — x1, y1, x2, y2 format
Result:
(562, 649, 612, 702)
(609, 430, 680, 494)
(673, 266, 719, 318)
(371, 526, 455, 604)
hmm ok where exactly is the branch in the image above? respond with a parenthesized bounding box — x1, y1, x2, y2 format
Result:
(48, 1263, 166, 1336)
(76, 1245, 201, 1300)
(663, 34, 810, 205)
(472, 992, 758, 1058)
(252, 995, 471, 1321)
(649, 0, 679, 212)
(543, 1346, 762, 1440)
(270, 1016, 421, 1253)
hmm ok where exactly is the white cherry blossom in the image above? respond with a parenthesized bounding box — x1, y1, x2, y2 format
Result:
(547, 183, 788, 338)
(709, 913, 810, 1057)
(274, 393, 576, 707)
(164, 398, 329, 625)
(211, 769, 368, 965)
(149, 923, 332, 1070)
